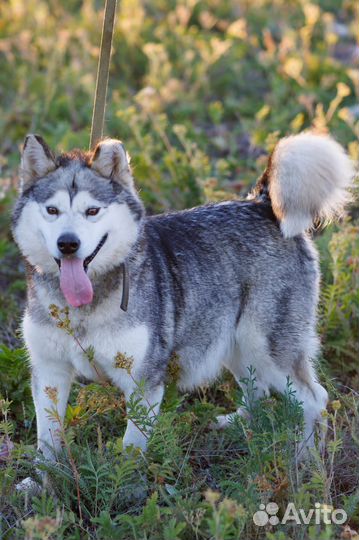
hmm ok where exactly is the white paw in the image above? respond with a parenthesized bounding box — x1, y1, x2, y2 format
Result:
(123, 420, 148, 452)
(210, 414, 233, 430)
(210, 409, 249, 430)
(16, 477, 42, 496)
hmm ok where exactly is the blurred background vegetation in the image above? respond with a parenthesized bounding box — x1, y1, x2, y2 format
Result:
(0, 0, 358, 538)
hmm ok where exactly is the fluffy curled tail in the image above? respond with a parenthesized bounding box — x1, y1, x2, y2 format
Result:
(261, 132, 355, 238)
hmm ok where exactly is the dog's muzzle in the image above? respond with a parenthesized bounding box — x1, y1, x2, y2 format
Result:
(55, 233, 108, 270)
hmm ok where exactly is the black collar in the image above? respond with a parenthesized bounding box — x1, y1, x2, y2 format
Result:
(120, 261, 129, 311)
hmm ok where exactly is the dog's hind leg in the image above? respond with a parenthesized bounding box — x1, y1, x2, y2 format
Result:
(290, 356, 328, 454)
(213, 317, 274, 429)
(215, 357, 328, 456)
(213, 317, 328, 454)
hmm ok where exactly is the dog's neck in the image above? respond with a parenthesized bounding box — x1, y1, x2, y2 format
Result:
(26, 260, 129, 317)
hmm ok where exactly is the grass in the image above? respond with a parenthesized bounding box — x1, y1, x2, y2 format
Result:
(0, 0, 358, 538)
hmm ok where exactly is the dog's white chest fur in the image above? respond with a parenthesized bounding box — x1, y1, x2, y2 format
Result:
(23, 298, 150, 395)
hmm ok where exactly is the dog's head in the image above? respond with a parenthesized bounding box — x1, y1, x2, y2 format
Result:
(12, 135, 144, 307)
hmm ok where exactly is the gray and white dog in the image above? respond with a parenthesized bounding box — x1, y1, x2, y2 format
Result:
(12, 132, 353, 460)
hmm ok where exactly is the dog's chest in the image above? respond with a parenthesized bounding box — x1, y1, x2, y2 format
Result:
(61, 307, 149, 384)
(25, 291, 150, 391)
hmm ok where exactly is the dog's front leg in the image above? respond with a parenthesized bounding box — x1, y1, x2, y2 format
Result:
(123, 384, 164, 452)
(32, 363, 73, 461)
(16, 362, 73, 494)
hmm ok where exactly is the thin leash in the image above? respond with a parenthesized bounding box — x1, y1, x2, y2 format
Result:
(90, 0, 129, 312)
(90, 0, 117, 149)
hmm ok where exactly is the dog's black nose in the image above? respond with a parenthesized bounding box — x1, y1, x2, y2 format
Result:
(57, 233, 81, 255)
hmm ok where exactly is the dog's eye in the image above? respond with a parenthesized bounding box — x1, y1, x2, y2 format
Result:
(86, 207, 100, 217)
(46, 206, 59, 216)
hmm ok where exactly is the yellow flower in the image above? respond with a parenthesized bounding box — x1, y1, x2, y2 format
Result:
(204, 489, 221, 504)
(332, 400, 341, 411)
(114, 352, 133, 374)
(336, 82, 351, 98)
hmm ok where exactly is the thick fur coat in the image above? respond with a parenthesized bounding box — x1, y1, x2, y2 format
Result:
(12, 132, 354, 457)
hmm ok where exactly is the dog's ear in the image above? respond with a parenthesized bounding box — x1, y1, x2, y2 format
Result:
(90, 139, 134, 190)
(21, 134, 56, 188)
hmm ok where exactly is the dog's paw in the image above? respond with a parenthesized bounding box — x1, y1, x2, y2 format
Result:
(16, 476, 42, 496)
(209, 414, 233, 430)
(210, 409, 249, 430)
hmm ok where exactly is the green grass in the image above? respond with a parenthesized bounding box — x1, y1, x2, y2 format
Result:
(0, 0, 358, 538)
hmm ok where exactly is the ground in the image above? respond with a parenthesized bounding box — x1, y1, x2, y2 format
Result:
(0, 1, 358, 539)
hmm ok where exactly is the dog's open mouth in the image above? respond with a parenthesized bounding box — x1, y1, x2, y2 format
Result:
(56, 234, 108, 308)
(55, 234, 108, 272)
(83, 233, 108, 271)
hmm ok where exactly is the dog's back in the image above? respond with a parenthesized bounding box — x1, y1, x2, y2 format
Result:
(141, 199, 319, 392)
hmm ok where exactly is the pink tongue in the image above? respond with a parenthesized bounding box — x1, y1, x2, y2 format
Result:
(59, 258, 93, 307)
